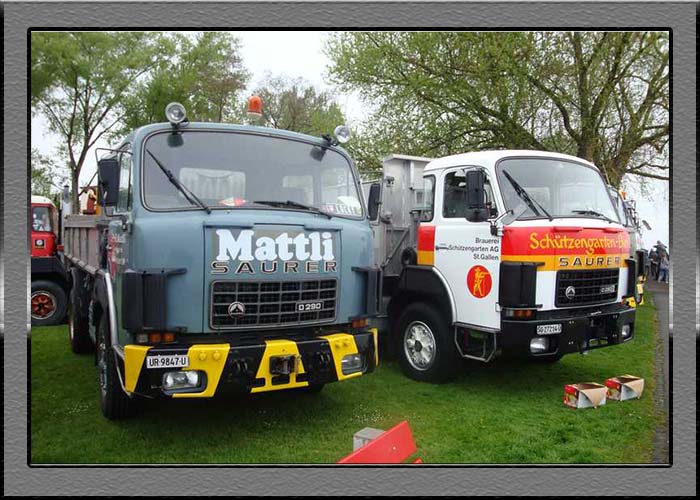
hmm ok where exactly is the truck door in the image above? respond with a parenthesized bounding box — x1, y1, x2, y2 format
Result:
(106, 146, 133, 343)
(432, 166, 502, 330)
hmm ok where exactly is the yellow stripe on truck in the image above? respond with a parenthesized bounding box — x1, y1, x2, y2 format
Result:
(501, 253, 629, 271)
(371, 328, 379, 367)
(320, 333, 363, 382)
(172, 344, 230, 398)
(416, 250, 434, 266)
(124, 345, 151, 393)
(250, 339, 309, 393)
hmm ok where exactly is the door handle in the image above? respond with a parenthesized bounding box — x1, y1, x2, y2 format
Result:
(435, 243, 449, 250)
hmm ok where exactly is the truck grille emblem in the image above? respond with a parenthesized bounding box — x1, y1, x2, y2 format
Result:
(565, 286, 576, 300)
(227, 301, 246, 318)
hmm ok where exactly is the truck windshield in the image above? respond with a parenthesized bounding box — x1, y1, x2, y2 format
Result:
(608, 186, 630, 227)
(496, 158, 620, 223)
(32, 206, 53, 232)
(142, 130, 363, 218)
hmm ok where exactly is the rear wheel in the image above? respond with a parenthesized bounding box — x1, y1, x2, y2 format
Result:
(31, 280, 67, 326)
(395, 302, 462, 383)
(97, 312, 137, 420)
(68, 269, 93, 354)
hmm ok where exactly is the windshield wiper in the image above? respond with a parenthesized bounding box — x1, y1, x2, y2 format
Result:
(252, 200, 333, 219)
(145, 149, 211, 214)
(571, 209, 616, 224)
(501, 170, 553, 221)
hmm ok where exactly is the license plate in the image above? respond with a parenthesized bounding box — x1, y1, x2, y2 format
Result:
(297, 301, 323, 312)
(146, 354, 189, 369)
(536, 323, 562, 335)
(600, 284, 616, 294)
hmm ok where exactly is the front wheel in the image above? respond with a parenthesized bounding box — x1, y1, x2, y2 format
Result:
(395, 302, 462, 383)
(31, 280, 67, 326)
(97, 312, 137, 420)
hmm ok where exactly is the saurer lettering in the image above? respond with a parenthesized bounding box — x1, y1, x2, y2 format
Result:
(212, 229, 337, 274)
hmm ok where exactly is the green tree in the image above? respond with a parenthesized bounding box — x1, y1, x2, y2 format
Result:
(123, 32, 250, 128)
(31, 32, 175, 211)
(250, 74, 346, 137)
(326, 32, 669, 185)
(31, 148, 67, 198)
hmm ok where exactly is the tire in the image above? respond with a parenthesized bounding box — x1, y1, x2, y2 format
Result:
(395, 302, 462, 383)
(31, 280, 68, 326)
(68, 270, 94, 354)
(96, 312, 137, 420)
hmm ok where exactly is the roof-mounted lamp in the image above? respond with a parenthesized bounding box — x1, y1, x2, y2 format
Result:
(165, 102, 187, 126)
(247, 95, 263, 121)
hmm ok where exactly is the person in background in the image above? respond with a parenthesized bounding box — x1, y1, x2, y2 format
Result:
(642, 248, 651, 278)
(658, 252, 669, 283)
(656, 241, 669, 260)
(648, 246, 659, 280)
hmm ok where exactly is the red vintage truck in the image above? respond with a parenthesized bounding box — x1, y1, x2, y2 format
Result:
(31, 195, 69, 326)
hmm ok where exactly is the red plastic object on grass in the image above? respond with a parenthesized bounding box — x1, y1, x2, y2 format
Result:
(337, 420, 422, 464)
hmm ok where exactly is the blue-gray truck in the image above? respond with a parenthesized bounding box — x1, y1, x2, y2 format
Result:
(63, 102, 380, 419)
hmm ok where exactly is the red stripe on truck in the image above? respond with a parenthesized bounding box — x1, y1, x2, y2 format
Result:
(417, 224, 436, 252)
(501, 226, 630, 257)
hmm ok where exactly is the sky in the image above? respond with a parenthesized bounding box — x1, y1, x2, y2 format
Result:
(31, 30, 669, 250)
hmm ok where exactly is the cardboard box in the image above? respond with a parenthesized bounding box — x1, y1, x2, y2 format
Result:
(605, 375, 645, 401)
(563, 382, 608, 409)
(352, 427, 385, 451)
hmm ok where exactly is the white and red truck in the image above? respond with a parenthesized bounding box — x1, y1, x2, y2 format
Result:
(365, 150, 644, 382)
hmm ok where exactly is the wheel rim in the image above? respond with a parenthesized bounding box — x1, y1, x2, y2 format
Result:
(31, 291, 57, 320)
(403, 320, 437, 371)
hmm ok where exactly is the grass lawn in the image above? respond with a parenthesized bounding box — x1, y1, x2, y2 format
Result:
(31, 299, 661, 464)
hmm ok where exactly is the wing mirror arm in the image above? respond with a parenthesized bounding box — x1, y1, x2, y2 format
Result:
(490, 210, 512, 237)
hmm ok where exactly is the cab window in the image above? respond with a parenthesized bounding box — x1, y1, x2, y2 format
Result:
(417, 175, 435, 221)
(32, 206, 52, 232)
(116, 147, 133, 213)
(442, 169, 496, 219)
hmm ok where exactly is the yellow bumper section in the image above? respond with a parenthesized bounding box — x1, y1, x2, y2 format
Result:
(122, 329, 378, 398)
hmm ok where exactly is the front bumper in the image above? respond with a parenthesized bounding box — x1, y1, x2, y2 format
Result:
(499, 303, 636, 359)
(123, 329, 378, 398)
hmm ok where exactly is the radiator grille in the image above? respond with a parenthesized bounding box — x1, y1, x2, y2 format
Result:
(555, 269, 619, 307)
(211, 279, 337, 329)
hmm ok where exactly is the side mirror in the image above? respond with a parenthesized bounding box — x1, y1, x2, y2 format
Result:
(466, 170, 486, 209)
(367, 182, 381, 221)
(97, 158, 120, 207)
(635, 250, 647, 278)
(466, 170, 488, 222)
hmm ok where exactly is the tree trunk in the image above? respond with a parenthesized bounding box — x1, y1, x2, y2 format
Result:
(71, 171, 80, 214)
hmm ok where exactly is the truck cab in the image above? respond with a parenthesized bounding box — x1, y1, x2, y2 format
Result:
(372, 150, 643, 382)
(64, 103, 379, 419)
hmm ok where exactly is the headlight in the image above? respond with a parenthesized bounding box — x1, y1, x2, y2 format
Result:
(162, 370, 202, 392)
(333, 125, 351, 144)
(341, 353, 365, 375)
(529, 337, 549, 353)
(621, 324, 631, 339)
(165, 102, 187, 125)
